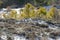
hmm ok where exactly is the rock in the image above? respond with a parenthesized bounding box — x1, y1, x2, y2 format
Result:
(35, 22, 48, 28)
(46, 21, 55, 25)
(5, 19, 16, 24)
(7, 37, 12, 40)
(0, 19, 6, 22)
(0, 19, 59, 40)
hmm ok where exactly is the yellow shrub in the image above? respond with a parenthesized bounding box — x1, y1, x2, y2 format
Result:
(37, 7, 47, 18)
(46, 7, 56, 20)
(20, 13, 27, 19)
(29, 10, 36, 18)
(2, 3, 57, 20)
(9, 10, 17, 19)
(3, 13, 9, 19)
(20, 3, 35, 19)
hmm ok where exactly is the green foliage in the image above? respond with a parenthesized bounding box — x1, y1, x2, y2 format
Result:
(0, 0, 3, 8)
(34, 0, 51, 6)
(18, 0, 53, 6)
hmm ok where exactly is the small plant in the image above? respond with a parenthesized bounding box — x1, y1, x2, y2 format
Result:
(46, 7, 56, 20)
(2, 3, 58, 21)
(20, 3, 35, 19)
(9, 10, 17, 19)
(36, 7, 47, 19)
(3, 13, 9, 19)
